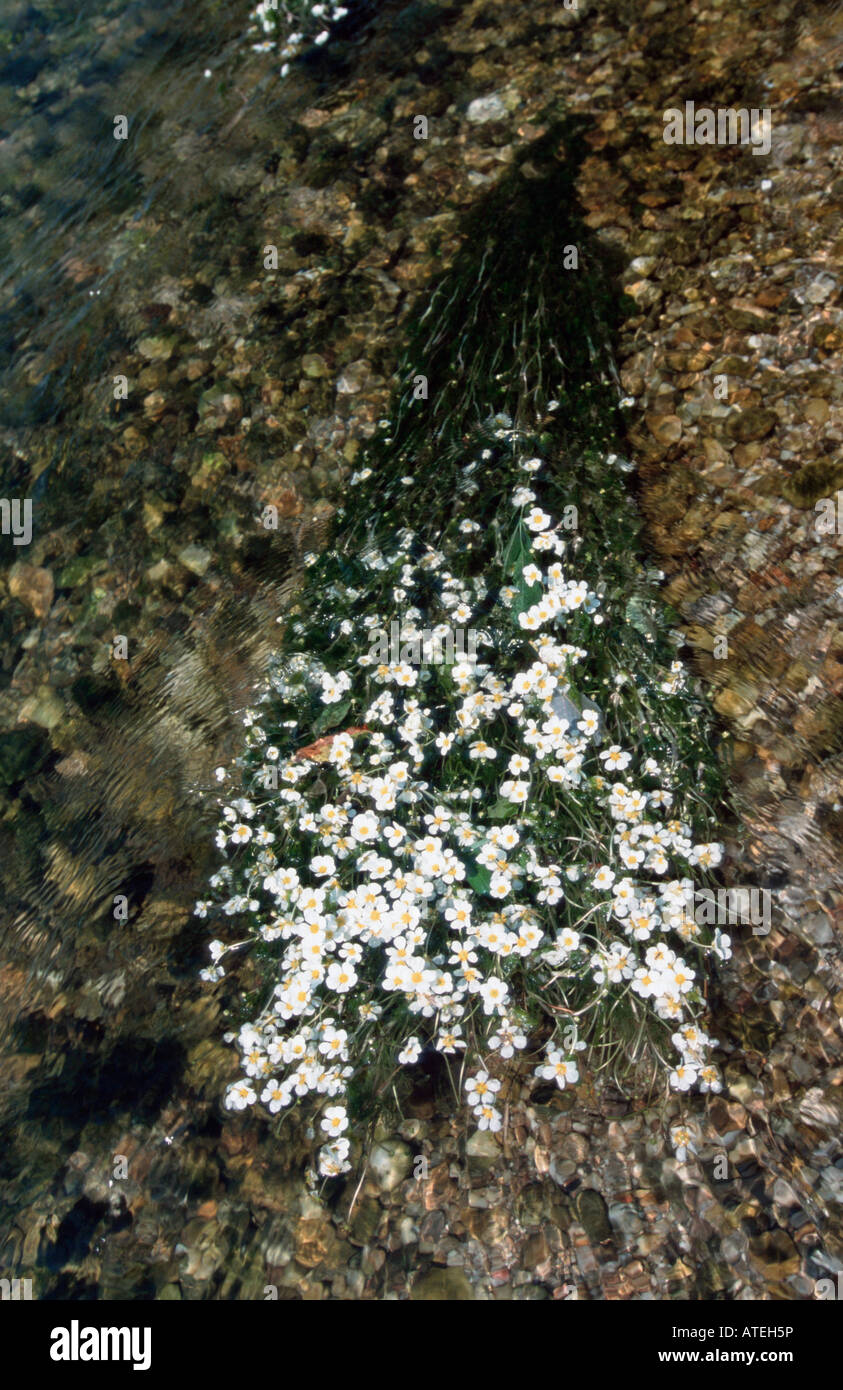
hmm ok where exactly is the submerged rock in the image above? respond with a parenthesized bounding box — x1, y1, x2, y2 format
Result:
(368, 1140, 412, 1193)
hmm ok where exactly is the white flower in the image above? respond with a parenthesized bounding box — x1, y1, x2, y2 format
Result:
(326, 962, 357, 994)
(465, 1070, 501, 1105)
(512, 486, 535, 506)
(488, 1022, 527, 1058)
(556, 927, 580, 954)
(538, 1049, 579, 1089)
(500, 778, 529, 804)
(479, 976, 509, 1016)
(444, 898, 472, 930)
(669, 1063, 698, 1092)
(577, 709, 600, 736)
(321, 1105, 349, 1136)
(699, 1065, 722, 1093)
(689, 842, 723, 869)
(712, 930, 732, 961)
(261, 1079, 290, 1114)
(311, 854, 336, 877)
(599, 744, 631, 772)
(488, 872, 512, 899)
(437, 1026, 466, 1054)
(318, 1138, 351, 1177)
(318, 1026, 348, 1059)
(225, 1080, 256, 1111)
(669, 1123, 698, 1162)
(398, 1037, 422, 1064)
(351, 813, 379, 842)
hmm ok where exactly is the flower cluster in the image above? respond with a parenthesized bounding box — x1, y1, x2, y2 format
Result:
(248, 0, 350, 75)
(198, 417, 727, 1180)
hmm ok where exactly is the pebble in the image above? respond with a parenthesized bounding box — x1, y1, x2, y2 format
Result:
(466, 93, 509, 124)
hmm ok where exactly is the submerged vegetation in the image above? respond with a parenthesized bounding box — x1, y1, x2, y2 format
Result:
(198, 126, 730, 1180)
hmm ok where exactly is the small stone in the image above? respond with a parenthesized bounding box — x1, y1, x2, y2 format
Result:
(396, 1118, 424, 1142)
(561, 1133, 589, 1163)
(146, 559, 175, 585)
(368, 1139, 412, 1193)
(398, 1216, 416, 1245)
(198, 385, 242, 423)
(8, 563, 54, 619)
(466, 93, 508, 124)
(466, 1129, 500, 1169)
(819, 1167, 843, 1203)
(609, 1202, 643, 1240)
(724, 299, 771, 330)
(347, 1196, 380, 1246)
(515, 1183, 549, 1226)
(804, 397, 830, 425)
(57, 553, 107, 588)
(646, 413, 682, 445)
(714, 685, 757, 718)
(549, 1156, 577, 1185)
(575, 1189, 612, 1243)
(627, 256, 657, 276)
(55, 751, 90, 777)
(191, 451, 229, 489)
(800, 1088, 839, 1130)
(732, 442, 762, 467)
(804, 274, 837, 305)
(301, 353, 329, 378)
(177, 544, 212, 576)
(20, 684, 65, 730)
(142, 496, 169, 531)
(137, 334, 178, 360)
(294, 1217, 339, 1269)
(335, 360, 372, 394)
(360, 1244, 385, 1276)
(725, 406, 778, 442)
(801, 911, 833, 946)
(143, 390, 167, 419)
(626, 280, 662, 309)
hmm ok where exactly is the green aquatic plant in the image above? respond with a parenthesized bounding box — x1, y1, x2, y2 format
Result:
(197, 124, 730, 1179)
